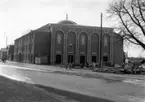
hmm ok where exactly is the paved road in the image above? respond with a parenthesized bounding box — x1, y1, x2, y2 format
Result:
(0, 62, 144, 102)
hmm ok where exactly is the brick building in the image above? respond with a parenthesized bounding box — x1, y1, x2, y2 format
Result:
(14, 20, 124, 66)
(7, 45, 14, 61)
(14, 31, 50, 64)
(0, 48, 7, 60)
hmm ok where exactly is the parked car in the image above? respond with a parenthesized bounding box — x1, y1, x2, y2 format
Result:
(120, 60, 145, 74)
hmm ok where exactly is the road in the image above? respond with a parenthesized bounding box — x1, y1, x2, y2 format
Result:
(0, 62, 144, 102)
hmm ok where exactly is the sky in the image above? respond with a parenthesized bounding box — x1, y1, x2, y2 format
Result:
(0, 0, 144, 57)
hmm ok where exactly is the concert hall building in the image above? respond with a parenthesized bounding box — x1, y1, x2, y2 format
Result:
(14, 19, 124, 66)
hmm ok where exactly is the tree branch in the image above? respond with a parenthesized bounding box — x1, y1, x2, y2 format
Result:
(118, 10, 145, 49)
(137, 0, 145, 23)
(131, 5, 145, 36)
(123, 6, 138, 24)
(107, 0, 145, 49)
(124, 36, 139, 45)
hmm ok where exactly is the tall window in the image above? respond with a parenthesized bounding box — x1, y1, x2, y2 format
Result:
(29, 44, 31, 52)
(104, 36, 108, 47)
(81, 35, 85, 45)
(57, 34, 61, 44)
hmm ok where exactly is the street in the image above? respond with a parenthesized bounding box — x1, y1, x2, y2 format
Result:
(0, 62, 145, 102)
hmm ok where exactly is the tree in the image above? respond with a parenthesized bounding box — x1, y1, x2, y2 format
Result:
(107, 0, 145, 49)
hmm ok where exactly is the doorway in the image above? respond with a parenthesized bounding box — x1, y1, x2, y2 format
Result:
(56, 54, 62, 64)
(92, 56, 96, 63)
(68, 55, 74, 63)
(103, 56, 108, 62)
(80, 56, 85, 64)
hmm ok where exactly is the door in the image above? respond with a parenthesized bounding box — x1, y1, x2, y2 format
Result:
(80, 56, 85, 64)
(68, 55, 74, 63)
(92, 56, 96, 63)
(56, 54, 62, 64)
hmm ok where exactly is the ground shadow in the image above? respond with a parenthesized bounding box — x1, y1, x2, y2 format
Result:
(36, 84, 116, 102)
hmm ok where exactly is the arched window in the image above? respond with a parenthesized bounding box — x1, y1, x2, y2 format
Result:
(81, 35, 85, 45)
(103, 35, 110, 47)
(80, 33, 87, 46)
(55, 30, 64, 52)
(56, 33, 62, 44)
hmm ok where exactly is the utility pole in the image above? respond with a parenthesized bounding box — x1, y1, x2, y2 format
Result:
(100, 13, 103, 68)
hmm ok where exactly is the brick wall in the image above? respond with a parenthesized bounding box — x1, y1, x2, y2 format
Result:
(113, 34, 124, 65)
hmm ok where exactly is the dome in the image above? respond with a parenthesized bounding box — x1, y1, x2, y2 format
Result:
(58, 20, 77, 25)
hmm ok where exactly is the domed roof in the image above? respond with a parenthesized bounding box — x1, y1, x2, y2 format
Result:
(58, 20, 77, 25)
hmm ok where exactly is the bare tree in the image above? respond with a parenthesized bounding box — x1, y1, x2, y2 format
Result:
(107, 0, 145, 49)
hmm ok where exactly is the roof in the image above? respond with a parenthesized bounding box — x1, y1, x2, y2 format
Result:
(57, 20, 77, 25)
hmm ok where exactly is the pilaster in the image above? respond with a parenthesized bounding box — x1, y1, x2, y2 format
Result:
(110, 35, 114, 63)
(50, 31, 55, 64)
(87, 36, 91, 64)
(99, 32, 101, 63)
(63, 34, 67, 64)
(75, 35, 79, 64)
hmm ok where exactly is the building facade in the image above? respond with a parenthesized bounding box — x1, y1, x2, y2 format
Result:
(0, 48, 7, 60)
(14, 31, 50, 64)
(14, 20, 124, 66)
(7, 45, 14, 61)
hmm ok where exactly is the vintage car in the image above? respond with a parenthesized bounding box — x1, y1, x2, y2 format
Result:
(120, 60, 145, 74)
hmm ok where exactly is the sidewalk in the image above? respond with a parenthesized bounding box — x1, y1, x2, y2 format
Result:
(5, 61, 145, 81)
(0, 75, 78, 102)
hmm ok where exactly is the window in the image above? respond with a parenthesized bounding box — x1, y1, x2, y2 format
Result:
(81, 35, 85, 45)
(104, 36, 108, 46)
(29, 44, 31, 52)
(31, 35, 33, 42)
(32, 34, 33, 39)
(57, 34, 61, 44)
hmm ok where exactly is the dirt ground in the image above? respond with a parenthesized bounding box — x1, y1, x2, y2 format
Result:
(0, 75, 78, 102)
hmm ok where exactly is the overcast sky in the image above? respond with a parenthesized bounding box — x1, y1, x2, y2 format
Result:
(0, 0, 144, 57)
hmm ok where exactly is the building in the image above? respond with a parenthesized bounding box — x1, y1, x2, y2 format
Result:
(0, 48, 7, 60)
(7, 45, 14, 61)
(14, 30, 50, 64)
(14, 20, 124, 66)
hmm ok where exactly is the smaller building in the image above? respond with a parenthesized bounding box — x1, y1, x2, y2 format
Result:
(0, 48, 7, 60)
(7, 45, 14, 61)
(14, 30, 50, 64)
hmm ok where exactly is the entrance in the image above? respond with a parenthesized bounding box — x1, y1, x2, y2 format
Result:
(103, 56, 108, 62)
(56, 54, 62, 64)
(80, 56, 85, 64)
(68, 55, 74, 63)
(92, 56, 96, 63)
